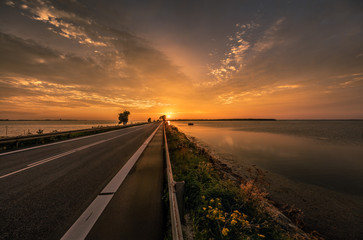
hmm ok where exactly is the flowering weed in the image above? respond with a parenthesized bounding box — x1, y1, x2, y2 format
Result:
(166, 125, 312, 240)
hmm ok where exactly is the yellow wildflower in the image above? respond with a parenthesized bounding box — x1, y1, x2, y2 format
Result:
(231, 219, 237, 225)
(221, 227, 229, 236)
(258, 234, 265, 238)
(241, 219, 250, 227)
(202, 207, 206, 211)
(208, 206, 212, 209)
(210, 199, 215, 203)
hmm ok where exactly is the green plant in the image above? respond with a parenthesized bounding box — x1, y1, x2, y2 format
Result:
(166, 125, 306, 240)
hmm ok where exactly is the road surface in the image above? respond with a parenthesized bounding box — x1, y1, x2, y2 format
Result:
(0, 122, 163, 239)
(86, 125, 165, 240)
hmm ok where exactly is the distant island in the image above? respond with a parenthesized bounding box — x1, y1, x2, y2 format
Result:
(171, 118, 277, 121)
(170, 118, 363, 121)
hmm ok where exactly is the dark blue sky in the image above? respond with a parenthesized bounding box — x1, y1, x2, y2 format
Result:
(0, 0, 362, 119)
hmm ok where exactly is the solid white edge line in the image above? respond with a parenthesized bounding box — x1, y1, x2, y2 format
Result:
(101, 126, 157, 193)
(60, 124, 161, 240)
(61, 195, 114, 240)
(0, 124, 150, 157)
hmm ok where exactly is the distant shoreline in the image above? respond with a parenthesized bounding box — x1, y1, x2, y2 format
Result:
(1, 118, 362, 122)
(170, 118, 363, 121)
(171, 118, 277, 121)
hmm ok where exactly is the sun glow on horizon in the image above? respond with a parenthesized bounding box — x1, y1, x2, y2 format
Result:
(0, 1, 362, 120)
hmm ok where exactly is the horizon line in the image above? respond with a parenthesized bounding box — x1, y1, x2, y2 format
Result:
(1, 118, 363, 121)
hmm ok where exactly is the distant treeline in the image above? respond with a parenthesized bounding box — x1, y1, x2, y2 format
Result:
(171, 118, 277, 121)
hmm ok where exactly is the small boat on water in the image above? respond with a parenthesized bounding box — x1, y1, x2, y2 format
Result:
(188, 123, 194, 126)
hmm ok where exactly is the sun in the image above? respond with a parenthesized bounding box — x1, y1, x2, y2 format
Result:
(167, 115, 171, 119)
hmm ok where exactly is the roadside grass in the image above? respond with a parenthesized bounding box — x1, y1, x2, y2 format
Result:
(166, 124, 315, 240)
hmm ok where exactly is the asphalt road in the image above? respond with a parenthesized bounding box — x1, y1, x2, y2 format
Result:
(0, 123, 160, 239)
(86, 126, 165, 240)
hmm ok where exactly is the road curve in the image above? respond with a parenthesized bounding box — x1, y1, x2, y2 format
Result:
(0, 123, 159, 239)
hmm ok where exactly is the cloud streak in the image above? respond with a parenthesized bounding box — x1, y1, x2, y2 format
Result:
(207, 23, 258, 86)
(0, 1, 193, 119)
(217, 84, 302, 105)
(0, 0, 362, 119)
(11, 0, 107, 47)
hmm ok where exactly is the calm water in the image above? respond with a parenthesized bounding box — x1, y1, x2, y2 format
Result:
(0, 120, 120, 137)
(172, 120, 363, 196)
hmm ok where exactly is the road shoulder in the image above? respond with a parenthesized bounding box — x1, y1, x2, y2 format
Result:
(86, 126, 165, 240)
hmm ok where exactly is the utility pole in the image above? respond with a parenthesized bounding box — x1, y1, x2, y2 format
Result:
(5, 126, 7, 137)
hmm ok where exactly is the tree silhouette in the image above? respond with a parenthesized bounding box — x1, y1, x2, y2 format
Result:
(118, 110, 130, 125)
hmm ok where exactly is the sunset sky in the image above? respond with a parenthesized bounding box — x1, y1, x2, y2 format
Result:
(0, 0, 362, 121)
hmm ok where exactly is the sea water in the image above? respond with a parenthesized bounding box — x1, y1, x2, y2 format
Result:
(0, 120, 119, 137)
(171, 120, 363, 196)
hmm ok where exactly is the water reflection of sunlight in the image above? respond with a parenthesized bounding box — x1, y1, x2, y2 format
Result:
(222, 136, 234, 146)
(171, 121, 363, 196)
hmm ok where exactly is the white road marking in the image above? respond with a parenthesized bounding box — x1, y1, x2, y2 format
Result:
(0, 166, 34, 179)
(27, 152, 75, 168)
(61, 124, 161, 240)
(0, 126, 153, 179)
(101, 132, 152, 193)
(61, 195, 113, 240)
(0, 124, 149, 157)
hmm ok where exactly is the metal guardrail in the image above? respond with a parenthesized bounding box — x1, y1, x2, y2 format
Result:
(164, 124, 184, 240)
(0, 123, 147, 150)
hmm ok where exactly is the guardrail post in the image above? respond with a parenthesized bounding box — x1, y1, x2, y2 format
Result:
(175, 181, 185, 222)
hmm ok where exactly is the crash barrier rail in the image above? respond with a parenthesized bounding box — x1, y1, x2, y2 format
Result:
(164, 123, 184, 240)
(0, 122, 147, 150)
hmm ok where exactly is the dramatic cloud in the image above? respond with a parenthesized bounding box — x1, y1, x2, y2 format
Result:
(0, 0, 362, 119)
